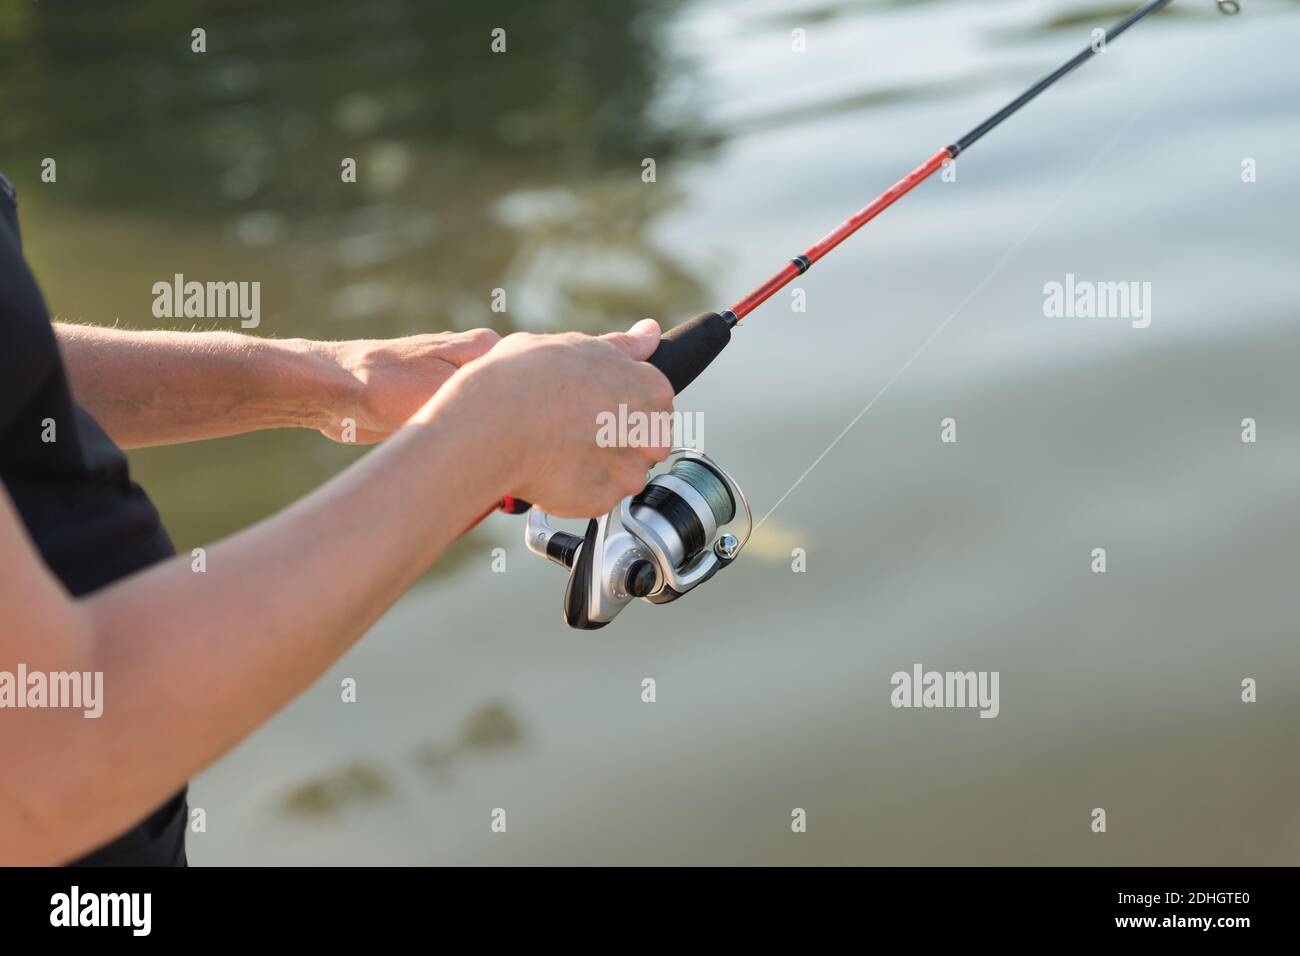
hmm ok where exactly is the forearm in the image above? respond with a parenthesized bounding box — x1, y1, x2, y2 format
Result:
(54, 324, 350, 447)
(6, 377, 510, 864)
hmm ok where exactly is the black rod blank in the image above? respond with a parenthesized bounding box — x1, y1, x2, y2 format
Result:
(951, 0, 1177, 155)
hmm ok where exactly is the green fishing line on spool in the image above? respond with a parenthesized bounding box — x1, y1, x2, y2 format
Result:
(670, 458, 735, 527)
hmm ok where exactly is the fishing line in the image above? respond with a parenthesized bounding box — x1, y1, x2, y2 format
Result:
(722, 0, 1230, 325)
(755, 82, 1170, 533)
(480, 0, 1243, 629)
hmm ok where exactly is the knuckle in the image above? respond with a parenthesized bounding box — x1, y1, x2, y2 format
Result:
(645, 371, 675, 408)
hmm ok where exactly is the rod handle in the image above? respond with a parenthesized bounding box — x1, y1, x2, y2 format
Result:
(646, 311, 733, 395)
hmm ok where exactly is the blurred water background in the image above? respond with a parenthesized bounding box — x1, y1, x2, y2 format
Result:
(2, 0, 1298, 864)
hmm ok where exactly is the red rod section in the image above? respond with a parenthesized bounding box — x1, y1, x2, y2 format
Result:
(727, 146, 952, 320)
(468, 0, 1204, 527)
(464, 495, 530, 535)
(474, 147, 952, 526)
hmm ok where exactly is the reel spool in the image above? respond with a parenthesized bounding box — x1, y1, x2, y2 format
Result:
(525, 449, 752, 629)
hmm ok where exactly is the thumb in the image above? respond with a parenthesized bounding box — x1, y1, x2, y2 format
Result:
(438, 327, 503, 367)
(601, 318, 661, 361)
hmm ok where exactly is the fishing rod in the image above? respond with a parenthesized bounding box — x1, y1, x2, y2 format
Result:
(504, 0, 1242, 628)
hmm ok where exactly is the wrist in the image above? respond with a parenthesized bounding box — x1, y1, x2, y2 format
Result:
(288, 339, 363, 432)
(414, 362, 522, 499)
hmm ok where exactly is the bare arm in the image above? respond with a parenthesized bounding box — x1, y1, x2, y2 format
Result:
(0, 385, 502, 864)
(0, 323, 673, 865)
(54, 323, 500, 448)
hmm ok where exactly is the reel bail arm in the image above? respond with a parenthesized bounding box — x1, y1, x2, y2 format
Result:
(526, 449, 751, 630)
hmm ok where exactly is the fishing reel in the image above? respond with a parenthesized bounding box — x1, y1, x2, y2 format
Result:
(525, 449, 752, 629)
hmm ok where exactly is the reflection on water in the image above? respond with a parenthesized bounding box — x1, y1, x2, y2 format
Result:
(281, 761, 391, 820)
(5, 0, 1300, 864)
(1, 0, 706, 552)
(412, 701, 525, 774)
(281, 702, 523, 819)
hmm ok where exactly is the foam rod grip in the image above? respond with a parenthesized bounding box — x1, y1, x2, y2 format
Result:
(646, 311, 733, 395)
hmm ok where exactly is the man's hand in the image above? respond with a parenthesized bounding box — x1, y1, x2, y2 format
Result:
(317, 329, 500, 444)
(55, 324, 500, 448)
(444, 319, 675, 517)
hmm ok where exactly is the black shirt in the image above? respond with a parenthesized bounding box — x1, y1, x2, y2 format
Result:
(0, 173, 187, 865)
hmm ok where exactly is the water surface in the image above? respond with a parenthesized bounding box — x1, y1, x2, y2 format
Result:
(3, 0, 1298, 864)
